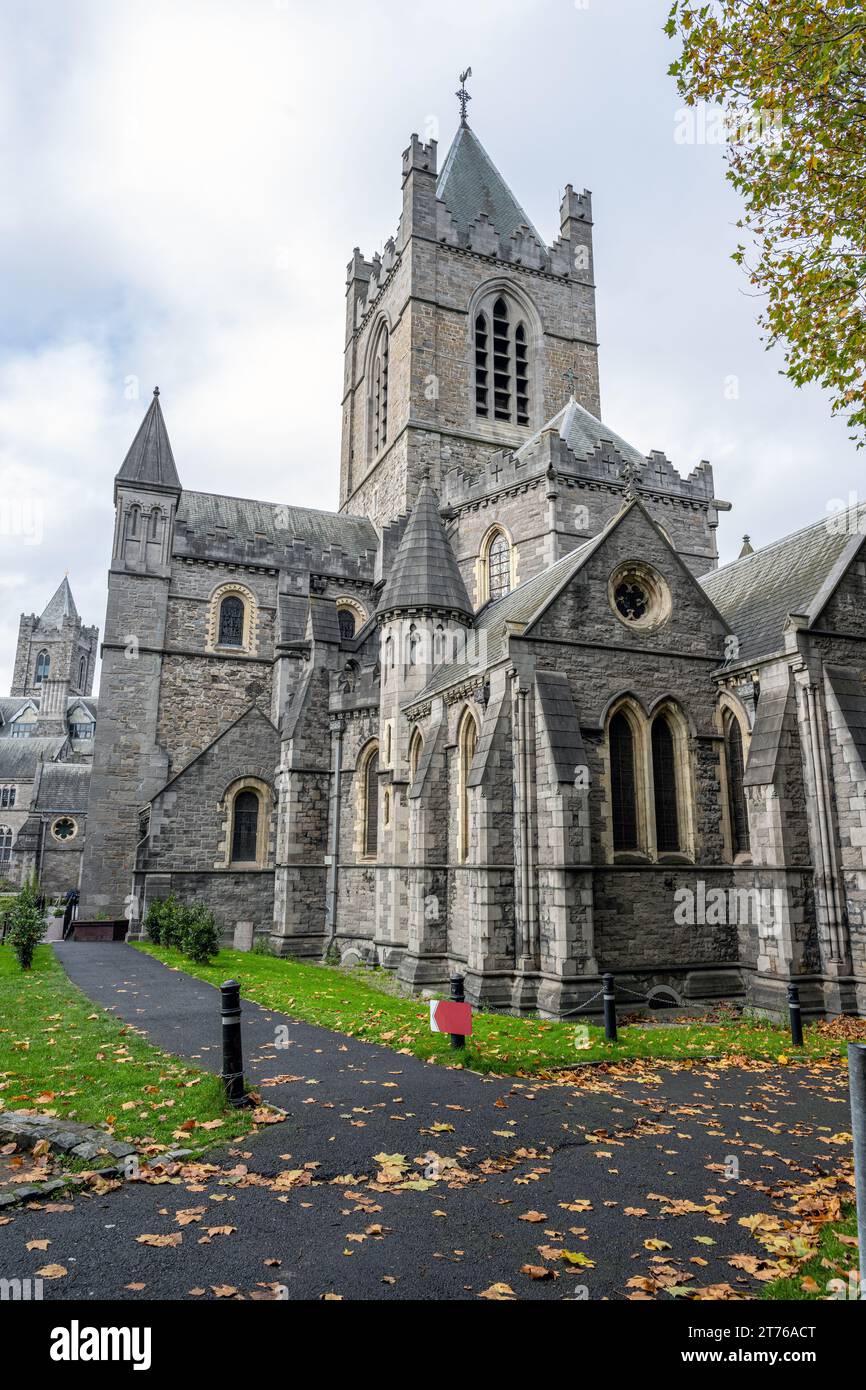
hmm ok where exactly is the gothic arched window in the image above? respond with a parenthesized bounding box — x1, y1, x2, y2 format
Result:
(78, 656, 87, 690)
(338, 608, 356, 642)
(363, 748, 380, 858)
(0, 826, 12, 869)
(409, 728, 423, 784)
(35, 650, 50, 684)
(474, 293, 532, 426)
(609, 711, 638, 852)
(218, 595, 245, 648)
(725, 712, 749, 858)
(370, 323, 390, 457)
(231, 790, 260, 864)
(488, 532, 511, 601)
(651, 715, 681, 854)
(458, 710, 478, 863)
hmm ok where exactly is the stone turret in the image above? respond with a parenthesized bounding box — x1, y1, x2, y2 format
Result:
(10, 576, 98, 700)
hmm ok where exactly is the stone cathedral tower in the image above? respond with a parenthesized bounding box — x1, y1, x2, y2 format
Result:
(339, 114, 600, 530)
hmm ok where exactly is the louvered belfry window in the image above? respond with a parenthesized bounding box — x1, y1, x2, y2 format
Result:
(652, 717, 680, 854)
(231, 790, 259, 863)
(474, 294, 531, 428)
(364, 751, 380, 857)
(475, 313, 489, 416)
(610, 711, 638, 851)
(372, 326, 389, 454)
(726, 716, 749, 856)
(218, 596, 245, 647)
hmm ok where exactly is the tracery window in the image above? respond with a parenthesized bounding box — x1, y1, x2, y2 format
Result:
(35, 650, 50, 683)
(370, 323, 390, 456)
(609, 711, 639, 852)
(363, 748, 380, 858)
(651, 715, 681, 854)
(488, 533, 511, 601)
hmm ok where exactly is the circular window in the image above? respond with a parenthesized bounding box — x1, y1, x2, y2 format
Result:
(51, 817, 78, 842)
(608, 563, 671, 631)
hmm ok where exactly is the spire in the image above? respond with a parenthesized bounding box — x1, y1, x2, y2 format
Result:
(739, 535, 754, 557)
(116, 387, 181, 491)
(437, 123, 544, 247)
(377, 482, 473, 619)
(39, 576, 79, 628)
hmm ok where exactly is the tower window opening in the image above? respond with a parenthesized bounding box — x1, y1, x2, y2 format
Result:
(492, 297, 511, 422)
(475, 313, 489, 417)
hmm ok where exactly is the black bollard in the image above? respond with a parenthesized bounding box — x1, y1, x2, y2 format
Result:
(220, 979, 248, 1107)
(450, 974, 466, 1051)
(602, 972, 617, 1043)
(787, 983, 804, 1047)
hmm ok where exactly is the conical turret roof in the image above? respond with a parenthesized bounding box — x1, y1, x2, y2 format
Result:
(117, 387, 181, 490)
(39, 577, 78, 627)
(377, 482, 473, 619)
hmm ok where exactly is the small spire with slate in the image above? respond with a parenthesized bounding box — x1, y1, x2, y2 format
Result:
(39, 576, 79, 628)
(116, 386, 181, 492)
(377, 480, 473, 620)
(739, 535, 754, 557)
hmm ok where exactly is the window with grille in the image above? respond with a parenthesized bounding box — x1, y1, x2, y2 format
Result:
(371, 326, 389, 455)
(487, 533, 511, 600)
(474, 294, 531, 427)
(0, 787, 15, 809)
(651, 717, 680, 854)
(10, 724, 31, 739)
(726, 716, 749, 856)
(35, 650, 50, 683)
(218, 596, 245, 647)
(231, 790, 260, 863)
(0, 826, 11, 868)
(338, 608, 356, 641)
(364, 751, 379, 857)
(609, 711, 638, 851)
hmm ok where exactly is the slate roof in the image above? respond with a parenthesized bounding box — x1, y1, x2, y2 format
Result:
(700, 507, 866, 662)
(176, 492, 377, 556)
(34, 762, 91, 812)
(437, 124, 544, 246)
(409, 533, 600, 705)
(39, 577, 79, 627)
(377, 482, 473, 619)
(117, 388, 181, 491)
(518, 397, 646, 470)
(0, 738, 68, 778)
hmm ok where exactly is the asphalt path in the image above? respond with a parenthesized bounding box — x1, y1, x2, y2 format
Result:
(0, 944, 852, 1302)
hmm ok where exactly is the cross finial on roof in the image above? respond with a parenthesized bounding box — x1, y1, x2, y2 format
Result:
(456, 67, 472, 125)
(563, 365, 578, 396)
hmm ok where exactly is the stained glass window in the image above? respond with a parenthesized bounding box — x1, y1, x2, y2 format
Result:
(610, 712, 638, 851)
(231, 790, 259, 863)
(652, 717, 680, 853)
(218, 596, 245, 647)
(364, 752, 379, 857)
(488, 534, 511, 600)
(726, 716, 749, 856)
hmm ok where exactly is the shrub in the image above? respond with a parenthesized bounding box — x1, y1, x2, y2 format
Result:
(7, 877, 46, 970)
(145, 894, 181, 947)
(145, 895, 219, 963)
(179, 904, 219, 964)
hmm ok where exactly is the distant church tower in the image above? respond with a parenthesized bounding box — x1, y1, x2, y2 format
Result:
(10, 577, 98, 701)
(340, 77, 599, 530)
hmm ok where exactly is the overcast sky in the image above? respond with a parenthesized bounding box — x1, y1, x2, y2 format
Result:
(0, 0, 859, 694)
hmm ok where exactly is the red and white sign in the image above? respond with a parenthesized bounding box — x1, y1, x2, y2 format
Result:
(429, 999, 472, 1036)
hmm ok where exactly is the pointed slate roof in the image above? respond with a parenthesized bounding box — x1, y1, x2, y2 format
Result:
(117, 388, 181, 491)
(518, 397, 646, 471)
(39, 577, 79, 628)
(437, 124, 544, 246)
(377, 482, 473, 619)
(700, 506, 866, 662)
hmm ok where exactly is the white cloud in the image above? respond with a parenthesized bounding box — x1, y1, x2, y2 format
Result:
(0, 0, 861, 692)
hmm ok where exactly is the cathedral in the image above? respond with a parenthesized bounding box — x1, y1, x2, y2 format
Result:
(5, 107, 866, 1020)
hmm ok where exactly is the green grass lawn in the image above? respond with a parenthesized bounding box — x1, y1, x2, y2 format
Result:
(762, 1206, 860, 1300)
(0, 945, 256, 1152)
(135, 944, 850, 1077)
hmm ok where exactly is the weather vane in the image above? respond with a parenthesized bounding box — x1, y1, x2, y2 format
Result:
(456, 67, 472, 125)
